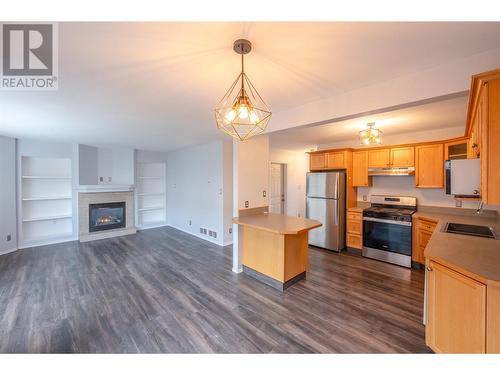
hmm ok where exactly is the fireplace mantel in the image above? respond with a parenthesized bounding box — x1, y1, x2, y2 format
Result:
(76, 184, 134, 193)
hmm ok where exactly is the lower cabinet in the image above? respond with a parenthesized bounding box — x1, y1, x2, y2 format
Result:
(346, 209, 363, 249)
(412, 217, 437, 264)
(426, 260, 488, 353)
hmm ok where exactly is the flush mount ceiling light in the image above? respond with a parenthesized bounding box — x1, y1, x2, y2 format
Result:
(215, 39, 272, 141)
(359, 122, 382, 145)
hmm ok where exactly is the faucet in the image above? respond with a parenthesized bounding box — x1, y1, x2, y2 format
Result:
(476, 201, 484, 214)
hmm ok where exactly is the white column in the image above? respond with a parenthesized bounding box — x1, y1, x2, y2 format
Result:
(232, 138, 242, 273)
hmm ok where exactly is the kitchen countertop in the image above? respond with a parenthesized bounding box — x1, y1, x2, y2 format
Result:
(418, 207, 500, 286)
(233, 213, 322, 235)
(347, 202, 370, 213)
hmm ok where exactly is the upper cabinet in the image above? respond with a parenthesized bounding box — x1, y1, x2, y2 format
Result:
(390, 146, 414, 167)
(309, 153, 326, 171)
(415, 144, 444, 188)
(444, 139, 472, 160)
(352, 150, 371, 187)
(326, 150, 347, 169)
(465, 68, 500, 205)
(367, 148, 390, 168)
(367, 146, 414, 168)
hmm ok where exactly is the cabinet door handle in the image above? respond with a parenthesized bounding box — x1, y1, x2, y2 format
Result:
(426, 266, 433, 272)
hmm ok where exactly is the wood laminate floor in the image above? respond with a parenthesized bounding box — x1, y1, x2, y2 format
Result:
(0, 227, 430, 353)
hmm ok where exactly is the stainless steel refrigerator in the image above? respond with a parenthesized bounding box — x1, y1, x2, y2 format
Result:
(306, 171, 346, 251)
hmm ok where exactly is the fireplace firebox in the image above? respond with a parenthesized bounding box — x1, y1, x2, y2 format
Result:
(89, 202, 126, 232)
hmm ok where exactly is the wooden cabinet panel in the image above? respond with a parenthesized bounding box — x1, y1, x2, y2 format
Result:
(485, 79, 500, 205)
(347, 220, 362, 234)
(415, 144, 444, 188)
(347, 211, 362, 222)
(352, 151, 371, 186)
(487, 286, 500, 353)
(426, 261, 486, 353)
(346, 233, 362, 249)
(310, 153, 326, 171)
(327, 151, 346, 169)
(390, 147, 414, 167)
(368, 148, 390, 168)
(412, 217, 437, 264)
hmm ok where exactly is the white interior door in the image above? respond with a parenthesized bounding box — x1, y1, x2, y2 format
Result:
(269, 163, 285, 214)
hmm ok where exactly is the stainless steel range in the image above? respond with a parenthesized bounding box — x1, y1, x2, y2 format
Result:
(362, 195, 417, 268)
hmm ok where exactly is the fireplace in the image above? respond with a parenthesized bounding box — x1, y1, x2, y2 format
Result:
(89, 202, 126, 232)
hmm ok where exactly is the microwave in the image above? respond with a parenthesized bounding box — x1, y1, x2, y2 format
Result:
(445, 159, 480, 197)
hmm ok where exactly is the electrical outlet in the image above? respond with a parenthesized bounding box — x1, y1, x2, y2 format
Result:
(108, 177, 112, 182)
(99, 177, 104, 182)
(262, 190, 267, 197)
(7, 234, 11, 242)
(455, 199, 462, 208)
(189, 220, 192, 226)
(229, 228, 232, 234)
(245, 201, 249, 208)
(363, 195, 367, 202)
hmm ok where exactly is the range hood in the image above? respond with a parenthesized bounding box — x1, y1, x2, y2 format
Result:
(368, 167, 415, 176)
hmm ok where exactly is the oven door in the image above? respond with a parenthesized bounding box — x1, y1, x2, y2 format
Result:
(362, 217, 412, 267)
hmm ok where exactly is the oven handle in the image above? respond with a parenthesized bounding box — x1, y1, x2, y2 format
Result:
(363, 217, 412, 226)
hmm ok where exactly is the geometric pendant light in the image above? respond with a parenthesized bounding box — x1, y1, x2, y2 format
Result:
(215, 39, 272, 141)
(359, 122, 382, 145)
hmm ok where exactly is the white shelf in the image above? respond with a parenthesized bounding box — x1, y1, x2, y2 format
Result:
(20, 156, 74, 247)
(23, 214, 73, 222)
(136, 162, 166, 227)
(138, 206, 165, 212)
(22, 196, 72, 201)
(22, 175, 71, 179)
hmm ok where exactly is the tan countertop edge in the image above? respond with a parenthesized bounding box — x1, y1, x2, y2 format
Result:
(233, 213, 322, 235)
(420, 209, 500, 287)
(347, 202, 370, 213)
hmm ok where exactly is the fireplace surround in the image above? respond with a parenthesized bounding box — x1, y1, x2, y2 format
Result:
(78, 190, 136, 242)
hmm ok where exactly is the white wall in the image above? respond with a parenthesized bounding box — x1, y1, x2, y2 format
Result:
(166, 140, 227, 246)
(318, 126, 464, 151)
(236, 135, 270, 210)
(269, 147, 309, 218)
(78, 144, 98, 185)
(0, 136, 17, 254)
(222, 140, 233, 246)
(111, 147, 135, 185)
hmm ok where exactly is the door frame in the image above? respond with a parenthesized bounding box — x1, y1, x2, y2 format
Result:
(269, 162, 287, 214)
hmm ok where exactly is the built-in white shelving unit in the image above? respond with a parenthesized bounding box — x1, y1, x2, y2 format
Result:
(20, 156, 74, 247)
(136, 162, 166, 229)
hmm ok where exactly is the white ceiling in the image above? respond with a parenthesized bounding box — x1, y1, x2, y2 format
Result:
(1, 22, 500, 151)
(268, 94, 468, 150)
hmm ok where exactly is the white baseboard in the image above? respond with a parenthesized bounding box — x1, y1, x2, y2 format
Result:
(223, 240, 233, 247)
(20, 236, 78, 249)
(137, 222, 168, 231)
(167, 225, 223, 246)
(232, 266, 243, 273)
(0, 247, 18, 256)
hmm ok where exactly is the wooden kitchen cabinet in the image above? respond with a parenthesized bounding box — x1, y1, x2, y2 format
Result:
(444, 138, 471, 160)
(426, 260, 486, 353)
(415, 144, 444, 188)
(326, 150, 347, 169)
(346, 209, 363, 250)
(352, 150, 371, 186)
(465, 69, 500, 205)
(412, 217, 437, 264)
(367, 148, 390, 168)
(390, 146, 414, 167)
(309, 153, 326, 171)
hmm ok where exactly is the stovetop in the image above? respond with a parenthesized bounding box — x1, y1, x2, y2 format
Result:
(363, 205, 416, 222)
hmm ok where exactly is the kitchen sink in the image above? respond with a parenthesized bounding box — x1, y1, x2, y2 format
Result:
(444, 222, 497, 239)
